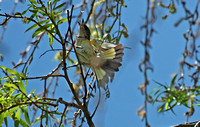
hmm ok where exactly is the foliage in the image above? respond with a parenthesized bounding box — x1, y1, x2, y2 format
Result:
(150, 74, 198, 115)
(1, 0, 200, 127)
(148, 0, 200, 126)
(0, 0, 128, 126)
(138, 0, 200, 126)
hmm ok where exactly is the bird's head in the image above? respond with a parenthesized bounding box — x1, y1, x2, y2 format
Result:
(78, 20, 91, 40)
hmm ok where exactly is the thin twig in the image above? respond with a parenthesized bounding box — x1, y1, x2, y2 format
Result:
(59, 106, 68, 127)
(91, 87, 101, 118)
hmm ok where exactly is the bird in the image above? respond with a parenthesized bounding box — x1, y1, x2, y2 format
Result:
(75, 21, 124, 89)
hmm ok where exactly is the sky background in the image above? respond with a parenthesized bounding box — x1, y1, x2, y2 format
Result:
(0, 0, 200, 127)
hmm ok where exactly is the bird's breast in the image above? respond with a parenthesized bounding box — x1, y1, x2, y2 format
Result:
(76, 39, 96, 65)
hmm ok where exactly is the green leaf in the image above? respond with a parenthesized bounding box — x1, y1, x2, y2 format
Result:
(48, 23, 55, 49)
(170, 74, 178, 90)
(27, 12, 37, 24)
(153, 87, 163, 97)
(54, 10, 63, 16)
(15, 109, 21, 121)
(14, 119, 19, 127)
(29, 0, 38, 5)
(5, 83, 19, 90)
(0, 113, 4, 125)
(158, 104, 165, 112)
(12, 93, 21, 100)
(47, 0, 50, 13)
(33, 115, 46, 125)
(50, 11, 56, 24)
(52, 0, 60, 5)
(33, 118, 40, 125)
(21, 107, 31, 125)
(8, 107, 19, 118)
(116, 31, 123, 44)
(49, 113, 60, 121)
(18, 81, 27, 95)
(48, 33, 53, 49)
(57, 18, 68, 25)
(153, 80, 168, 89)
(45, 112, 48, 125)
(19, 73, 26, 79)
(0, 65, 18, 75)
(21, 7, 31, 15)
(4, 117, 8, 127)
(195, 103, 200, 106)
(54, 2, 66, 10)
(148, 86, 161, 97)
(29, 9, 38, 13)
(30, 89, 36, 95)
(166, 101, 176, 114)
(25, 19, 50, 33)
(19, 118, 29, 127)
(105, 26, 111, 33)
(32, 27, 44, 38)
(44, 23, 54, 29)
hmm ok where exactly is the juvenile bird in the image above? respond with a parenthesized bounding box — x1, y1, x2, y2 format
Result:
(75, 22, 124, 89)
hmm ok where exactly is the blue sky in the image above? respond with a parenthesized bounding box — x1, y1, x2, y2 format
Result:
(0, 0, 200, 127)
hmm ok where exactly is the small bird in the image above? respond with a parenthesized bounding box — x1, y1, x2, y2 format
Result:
(75, 21, 124, 89)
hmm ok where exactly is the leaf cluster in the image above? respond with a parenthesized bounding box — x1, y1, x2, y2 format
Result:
(150, 74, 200, 116)
(23, 0, 68, 47)
(0, 0, 128, 126)
(0, 66, 34, 127)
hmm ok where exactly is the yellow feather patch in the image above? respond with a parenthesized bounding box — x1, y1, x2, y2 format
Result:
(101, 48, 116, 59)
(94, 67, 106, 80)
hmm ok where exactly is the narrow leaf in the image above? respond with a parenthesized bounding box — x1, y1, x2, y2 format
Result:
(19, 118, 29, 127)
(32, 27, 44, 38)
(18, 81, 27, 95)
(170, 74, 178, 90)
(153, 80, 168, 89)
(27, 12, 37, 24)
(30, 89, 36, 95)
(57, 18, 68, 25)
(25, 19, 50, 33)
(0, 113, 4, 125)
(54, 10, 63, 16)
(4, 117, 8, 127)
(0, 65, 18, 75)
(21, 7, 31, 15)
(148, 86, 161, 97)
(14, 119, 19, 127)
(116, 31, 123, 44)
(32, 23, 54, 38)
(54, 2, 66, 10)
(15, 109, 21, 121)
(21, 107, 31, 125)
(52, 0, 60, 5)
(33, 115, 45, 125)
(48, 33, 53, 49)
(29, 0, 38, 5)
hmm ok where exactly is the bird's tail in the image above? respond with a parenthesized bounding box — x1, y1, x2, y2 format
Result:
(93, 44, 124, 89)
